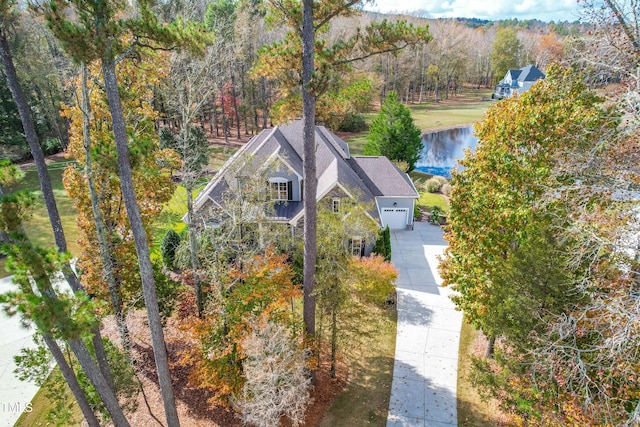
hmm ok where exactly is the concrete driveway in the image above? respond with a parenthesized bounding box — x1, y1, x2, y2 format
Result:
(0, 276, 39, 427)
(387, 222, 463, 427)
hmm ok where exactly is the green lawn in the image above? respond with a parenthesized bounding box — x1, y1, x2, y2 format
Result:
(1, 148, 229, 277)
(457, 320, 507, 426)
(14, 369, 82, 427)
(408, 170, 449, 214)
(346, 88, 493, 156)
(417, 191, 448, 213)
(1, 162, 79, 278)
(409, 89, 493, 131)
(320, 308, 397, 426)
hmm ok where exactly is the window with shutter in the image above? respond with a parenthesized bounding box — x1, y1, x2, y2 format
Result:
(270, 181, 288, 201)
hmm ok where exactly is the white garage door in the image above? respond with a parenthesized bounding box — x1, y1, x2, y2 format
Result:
(381, 208, 408, 229)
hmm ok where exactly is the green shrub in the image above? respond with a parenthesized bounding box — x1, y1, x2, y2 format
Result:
(41, 138, 62, 155)
(161, 229, 181, 269)
(424, 175, 448, 193)
(372, 225, 392, 261)
(441, 183, 452, 197)
(0, 144, 30, 162)
(429, 205, 443, 224)
(414, 203, 420, 219)
(337, 114, 367, 132)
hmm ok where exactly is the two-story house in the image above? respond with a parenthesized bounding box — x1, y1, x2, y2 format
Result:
(493, 64, 545, 99)
(191, 120, 420, 244)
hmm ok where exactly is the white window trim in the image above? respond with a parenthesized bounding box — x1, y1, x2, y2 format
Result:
(269, 177, 289, 201)
(351, 237, 363, 257)
(332, 197, 341, 213)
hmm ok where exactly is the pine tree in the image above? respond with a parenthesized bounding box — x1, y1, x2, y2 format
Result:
(364, 91, 423, 171)
(41, 0, 210, 424)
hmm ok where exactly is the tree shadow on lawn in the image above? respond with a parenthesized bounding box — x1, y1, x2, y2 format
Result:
(320, 355, 395, 427)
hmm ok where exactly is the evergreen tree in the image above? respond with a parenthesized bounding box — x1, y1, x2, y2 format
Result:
(42, 0, 210, 424)
(364, 92, 423, 171)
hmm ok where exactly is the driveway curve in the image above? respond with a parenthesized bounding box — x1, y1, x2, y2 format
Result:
(387, 222, 463, 427)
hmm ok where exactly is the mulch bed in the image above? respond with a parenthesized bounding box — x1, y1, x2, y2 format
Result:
(101, 311, 346, 426)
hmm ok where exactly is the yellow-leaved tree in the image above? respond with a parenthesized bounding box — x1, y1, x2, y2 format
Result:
(62, 53, 180, 353)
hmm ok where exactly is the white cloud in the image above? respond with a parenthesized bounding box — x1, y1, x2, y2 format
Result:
(365, 0, 581, 22)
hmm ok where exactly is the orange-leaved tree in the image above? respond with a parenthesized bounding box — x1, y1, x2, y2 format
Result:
(62, 55, 180, 353)
(176, 247, 302, 405)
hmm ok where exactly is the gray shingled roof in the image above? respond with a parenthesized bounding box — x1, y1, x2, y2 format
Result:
(194, 121, 417, 223)
(348, 156, 419, 198)
(518, 64, 545, 82)
(501, 64, 545, 85)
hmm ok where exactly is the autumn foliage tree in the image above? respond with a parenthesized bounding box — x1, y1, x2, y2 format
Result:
(177, 248, 303, 405)
(62, 57, 179, 351)
(314, 198, 396, 376)
(440, 66, 611, 354)
(439, 64, 640, 425)
(42, 0, 210, 422)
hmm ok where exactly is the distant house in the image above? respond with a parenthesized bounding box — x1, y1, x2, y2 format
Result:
(493, 64, 545, 99)
(191, 120, 419, 246)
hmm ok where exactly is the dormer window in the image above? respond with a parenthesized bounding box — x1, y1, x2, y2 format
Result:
(269, 177, 290, 201)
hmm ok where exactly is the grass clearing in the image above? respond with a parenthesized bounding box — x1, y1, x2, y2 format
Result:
(346, 89, 494, 156)
(14, 369, 82, 427)
(417, 192, 448, 213)
(1, 162, 79, 279)
(457, 320, 507, 426)
(150, 185, 189, 254)
(409, 89, 494, 132)
(320, 307, 397, 426)
(409, 171, 449, 213)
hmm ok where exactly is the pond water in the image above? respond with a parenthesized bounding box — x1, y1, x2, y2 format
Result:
(415, 126, 477, 178)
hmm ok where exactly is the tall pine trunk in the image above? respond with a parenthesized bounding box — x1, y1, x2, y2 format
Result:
(231, 73, 240, 139)
(68, 338, 131, 426)
(1, 26, 114, 394)
(301, 0, 317, 382)
(484, 335, 496, 359)
(80, 64, 132, 358)
(101, 57, 180, 427)
(0, 185, 9, 245)
(330, 307, 337, 378)
(186, 183, 203, 316)
(42, 335, 101, 427)
(220, 83, 228, 143)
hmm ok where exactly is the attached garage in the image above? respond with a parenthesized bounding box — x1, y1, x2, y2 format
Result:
(381, 208, 408, 229)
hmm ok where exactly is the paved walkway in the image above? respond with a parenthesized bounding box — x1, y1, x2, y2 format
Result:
(0, 276, 39, 427)
(387, 222, 463, 427)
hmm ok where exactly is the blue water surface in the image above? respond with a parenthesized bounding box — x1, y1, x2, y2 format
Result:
(415, 126, 477, 178)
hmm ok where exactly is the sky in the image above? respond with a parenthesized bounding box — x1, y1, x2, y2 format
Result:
(364, 0, 583, 23)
